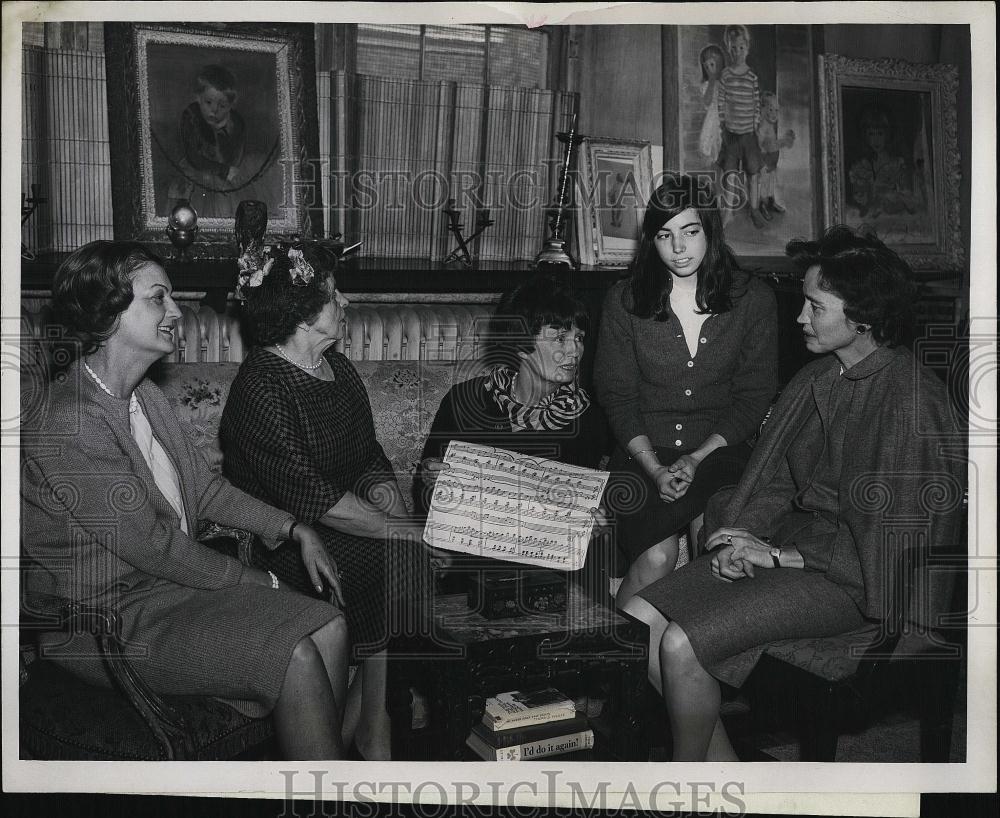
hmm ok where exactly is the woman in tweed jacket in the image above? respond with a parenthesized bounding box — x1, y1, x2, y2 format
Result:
(221, 244, 431, 761)
(627, 227, 964, 761)
(594, 174, 778, 609)
(20, 241, 350, 760)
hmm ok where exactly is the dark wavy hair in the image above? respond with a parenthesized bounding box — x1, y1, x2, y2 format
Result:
(52, 240, 164, 356)
(238, 244, 342, 346)
(785, 225, 917, 346)
(625, 174, 745, 320)
(487, 275, 590, 367)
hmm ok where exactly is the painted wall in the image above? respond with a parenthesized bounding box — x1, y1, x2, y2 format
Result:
(577, 25, 662, 142)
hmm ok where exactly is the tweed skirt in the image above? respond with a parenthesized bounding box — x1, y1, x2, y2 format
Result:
(42, 582, 342, 718)
(607, 444, 750, 561)
(637, 554, 866, 688)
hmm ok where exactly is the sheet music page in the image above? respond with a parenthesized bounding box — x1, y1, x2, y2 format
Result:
(422, 440, 610, 571)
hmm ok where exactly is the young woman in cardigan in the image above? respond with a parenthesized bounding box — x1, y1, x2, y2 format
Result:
(594, 174, 778, 609)
(629, 226, 964, 761)
(20, 241, 350, 759)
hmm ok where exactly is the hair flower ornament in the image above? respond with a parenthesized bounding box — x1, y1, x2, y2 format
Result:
(288, 248, 315, 286)
(235, 242, 274, 301)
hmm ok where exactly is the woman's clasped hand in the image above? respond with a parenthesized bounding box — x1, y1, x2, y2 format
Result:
(705, 528, 784, 580)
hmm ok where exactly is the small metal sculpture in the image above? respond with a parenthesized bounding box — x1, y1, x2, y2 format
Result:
(535, 112, 584, 269)
(443, 200, 494, 267)
(166, 199, 199, 262)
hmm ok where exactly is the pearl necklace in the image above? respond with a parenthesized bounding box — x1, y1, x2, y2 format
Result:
(274, 343, 324, 371)
(83, 360, 138, 413)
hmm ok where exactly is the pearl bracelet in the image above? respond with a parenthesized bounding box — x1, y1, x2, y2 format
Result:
(267, 570, 280, 590)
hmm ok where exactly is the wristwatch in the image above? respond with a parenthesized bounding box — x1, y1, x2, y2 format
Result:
(769, 545, 782, 568)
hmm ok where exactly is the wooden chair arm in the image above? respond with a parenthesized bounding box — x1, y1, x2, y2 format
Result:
(196, 520, 257, 565)
(21, 589, 192, 759)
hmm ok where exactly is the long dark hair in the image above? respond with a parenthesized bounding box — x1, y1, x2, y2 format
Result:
(626, 174, 744, 320)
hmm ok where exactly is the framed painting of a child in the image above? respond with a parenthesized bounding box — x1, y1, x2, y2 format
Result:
(671, 24, 816, 260)
(105, 22, 322, 248)
(819, 54, 963, 271)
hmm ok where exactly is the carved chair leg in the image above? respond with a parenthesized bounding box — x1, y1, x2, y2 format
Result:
(100, 633, 191, 760)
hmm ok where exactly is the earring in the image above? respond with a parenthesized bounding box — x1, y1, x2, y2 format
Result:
(855, 324, 870, 334)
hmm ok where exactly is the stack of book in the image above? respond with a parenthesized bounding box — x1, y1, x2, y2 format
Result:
(466, 687, 594, 761)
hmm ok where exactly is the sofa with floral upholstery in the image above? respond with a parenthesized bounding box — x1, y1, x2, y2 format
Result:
(154, 356, 487, 507)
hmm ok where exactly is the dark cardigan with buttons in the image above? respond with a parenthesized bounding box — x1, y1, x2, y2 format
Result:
(594, 275, 778, 452)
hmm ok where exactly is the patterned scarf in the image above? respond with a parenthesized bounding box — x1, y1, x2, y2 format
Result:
(484, 365, 591, 432)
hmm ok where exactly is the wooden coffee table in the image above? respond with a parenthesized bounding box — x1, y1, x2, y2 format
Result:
(386, 580, 649, 761)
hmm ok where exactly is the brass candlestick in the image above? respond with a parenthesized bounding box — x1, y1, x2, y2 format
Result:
(535, 112, 585, 269)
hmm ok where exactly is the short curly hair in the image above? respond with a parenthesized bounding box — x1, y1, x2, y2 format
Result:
(238, 244, 342, 346)
(52, 240, 164, 355)
(486, 275, 590, 367)
(785, 226, 917, 346)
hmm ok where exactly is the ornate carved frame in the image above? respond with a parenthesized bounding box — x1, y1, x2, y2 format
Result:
(104, 22, 322, 252)
(818, 54, 963, 271)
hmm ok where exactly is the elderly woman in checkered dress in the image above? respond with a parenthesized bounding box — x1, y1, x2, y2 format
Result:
(221, 243, 432, 761)
(21, 240, 350, 760)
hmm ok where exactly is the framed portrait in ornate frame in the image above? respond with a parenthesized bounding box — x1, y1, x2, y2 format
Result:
(818, 54, 963, 271)
(573, 137, 653, 267)
(104, 22, 322, 250)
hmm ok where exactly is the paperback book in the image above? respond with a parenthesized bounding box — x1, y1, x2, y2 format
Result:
(471, 713, 589, 748)
(482, 687, 577, 730)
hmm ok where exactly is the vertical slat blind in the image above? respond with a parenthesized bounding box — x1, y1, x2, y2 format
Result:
(22, 45, 113, 254)
(317, 72, 575, 261)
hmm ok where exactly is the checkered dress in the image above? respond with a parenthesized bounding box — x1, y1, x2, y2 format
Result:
(221, 347, 431, 656)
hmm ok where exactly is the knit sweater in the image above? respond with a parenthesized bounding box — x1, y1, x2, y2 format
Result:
(21, 362, 294, 604)
(594, 275, 778, 452)
(718, 67, 760, 134)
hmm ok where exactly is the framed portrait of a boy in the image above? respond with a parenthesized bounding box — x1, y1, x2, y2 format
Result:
(818, 54, 963, 271)
(104, 22, 322, 247)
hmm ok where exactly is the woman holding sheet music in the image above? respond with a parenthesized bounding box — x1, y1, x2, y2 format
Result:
(415, 277, 610, 586)
(594, 174, 778, 610)
(220, 243, 431, 760)
(416, 276, 608, 511)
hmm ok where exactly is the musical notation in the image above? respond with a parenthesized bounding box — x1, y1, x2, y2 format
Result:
(422, 440, 610, 571)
